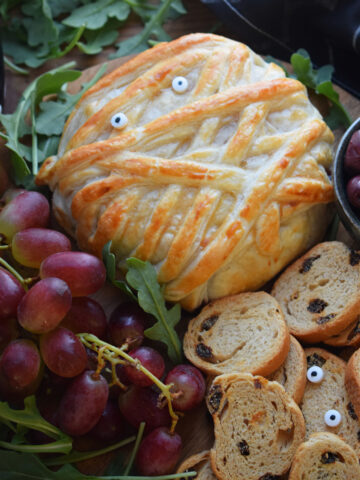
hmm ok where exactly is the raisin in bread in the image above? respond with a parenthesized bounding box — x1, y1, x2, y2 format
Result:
(177, 450, 218, 479)
(325, 315, 360, 348)
(289, 432, 360, 480)
(208, 373, 305, 480)
(272, 242, 360, 342)
(184, 292, 290, 376)
(268, 335, 307, 404)
(301, 348, 360, 456)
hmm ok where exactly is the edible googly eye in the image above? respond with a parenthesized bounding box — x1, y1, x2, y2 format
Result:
(324, 409, 342, 427)
(111, 112, 128, 129)
(307, 365, 324, 383)
(172, 76, 188, 93)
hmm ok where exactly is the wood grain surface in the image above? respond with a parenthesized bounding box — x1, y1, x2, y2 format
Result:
(1, 0, 360, 475)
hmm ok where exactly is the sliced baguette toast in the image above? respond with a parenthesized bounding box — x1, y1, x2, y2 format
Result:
(301, 348, 360, 456)
(325, 315, 360, 348)
(208, 373, 305, 480)
(289, 432, 360, 480)
(272, 242, 360, 342)
(177, 450, 217, 479)
(184, 292, 290, 376)
(345, 347, 360, 420)
(268, 335, 307, 404)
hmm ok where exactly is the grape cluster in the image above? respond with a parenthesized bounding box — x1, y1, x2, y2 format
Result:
(0, 188, 206, 476)
(344, 131, 360, 209)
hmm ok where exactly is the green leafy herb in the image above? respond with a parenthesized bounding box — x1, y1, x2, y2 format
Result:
(0, 396, 72, 455)
(0, 451, 196, 480)
(102, 241, 137, 301)
(266, 50, 352, 129)
(2, 0, 187, 70)
(0, 62, 107, 185)
(126, 257, 182, 364)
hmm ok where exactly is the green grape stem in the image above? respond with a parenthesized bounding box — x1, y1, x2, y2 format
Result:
(78, 334, 179, 432)
(0, 256, 29, 289)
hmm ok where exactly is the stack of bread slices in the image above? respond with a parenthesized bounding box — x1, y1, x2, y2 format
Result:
(180, 241, 360, 480)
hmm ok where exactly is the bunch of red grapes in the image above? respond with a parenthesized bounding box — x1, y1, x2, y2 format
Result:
(0, 189, 206, 476)
(344, 130, 360, 210)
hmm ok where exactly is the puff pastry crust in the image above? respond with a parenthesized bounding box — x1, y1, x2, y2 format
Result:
(36, 33, 334, 310)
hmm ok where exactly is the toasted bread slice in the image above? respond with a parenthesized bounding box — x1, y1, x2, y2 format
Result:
(301, 348, 360, 456)
(177, 450, 217, 479)
(272, 242, 360, 342)
(325, 315, 360, 348)
(289, 432, 360, 480)
(269, 335, 307, 404)
(184, 292, 290, 376)
(208, 373, 305, 480)
(345, 347, 360, 420)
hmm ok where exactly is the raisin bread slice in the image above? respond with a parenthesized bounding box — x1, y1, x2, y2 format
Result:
(208, 373, 305, 480)
(301, 348, 360, 456)
(177, 451, 218, 479)
(325, 315, 360, 348)
(184, 292, 290, 376)
(271, 242, 360, 343)
(345, 347, 360, 420)
(289, 432, 360, 480)
(268, 335, 307, 404)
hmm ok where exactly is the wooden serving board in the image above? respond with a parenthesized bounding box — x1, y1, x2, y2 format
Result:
(1, 52, 360, 476)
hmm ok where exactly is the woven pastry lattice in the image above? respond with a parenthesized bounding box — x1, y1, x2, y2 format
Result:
(37, 34, 334, 310)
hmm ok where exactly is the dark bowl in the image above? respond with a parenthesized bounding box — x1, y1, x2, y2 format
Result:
(334, 117, 360, 244)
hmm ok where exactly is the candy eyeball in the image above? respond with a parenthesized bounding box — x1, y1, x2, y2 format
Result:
(172, 76, 188, 93)
(324, 409, 342, 427)
(111, 112, 128, 129)
(307, 365, 324, 383)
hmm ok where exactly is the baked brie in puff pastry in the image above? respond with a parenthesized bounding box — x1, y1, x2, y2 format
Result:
(36, 33, 334, 310)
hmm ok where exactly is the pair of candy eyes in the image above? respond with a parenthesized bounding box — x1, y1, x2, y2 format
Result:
(306, 366, 342, 427)
(110, 76, 189, 129)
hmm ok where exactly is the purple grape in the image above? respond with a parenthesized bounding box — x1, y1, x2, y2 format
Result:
(0, 317, 19, 352)
(347, 175, 360, 209)
(40, 251, 106, 297)
(345, 130, 360, 175)
(18, 277, 72, 334)
(0, 268, 25, 320)
(118, 385, 170, 433)
(12, 228, 71, 268)
(108, 302, 146, 348)
(0, 339, 41, 394)
(61, 297, 107, 338)
(40, 327, 87, 378)
(90, 399, 124, 443)
(124, 346, 165, 387)
(165, 364, 206, 411)
(58, 370, 109, 436)
(135, 427, 182, 475)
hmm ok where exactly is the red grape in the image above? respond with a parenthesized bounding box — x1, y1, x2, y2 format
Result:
(165, 364, 205, 411)
(0, 267, 25, 320)
(18, 277, 72, 334)
(347, 175, 360, 209)
(0, 191, 49, 241)
(40, 251, 106, 297)
(40, 327, 87, 378)
(108, 303, 144, 348)
(0, 317, 19, 352)
(58, 370, 109, 436)
(0, 339, 41, 393)
(135, 427, 182, 475)
(12, 228, 71, 268)
(124, 346, 165, 387)
(90, 399, 124, 443)
(61, 297, 107, 338)
(345, 130, 360, 175)
(1, 188, 25, 203)
(118, 385, 170, 432)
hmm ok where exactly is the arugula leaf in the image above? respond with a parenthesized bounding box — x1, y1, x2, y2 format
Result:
(266, 49, 352, 130)
(77, 21, 119, 55)
(0, 396, 72, 454)
(102, 241, 137, 301)
(126, 257, 182, 364)
(0, 451, 197, 480)
(63, 0, 130, 30)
